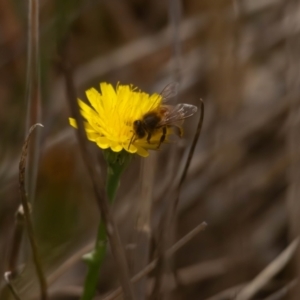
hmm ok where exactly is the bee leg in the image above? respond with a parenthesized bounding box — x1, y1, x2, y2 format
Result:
(158, 127, 167, 149)
(177, 126, 183, 137)
(147, 132, 152, 144)
(128, 133, 136, 150)
(169, 125, 182, 137)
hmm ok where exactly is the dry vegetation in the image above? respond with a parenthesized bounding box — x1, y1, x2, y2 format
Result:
(0, 0, 299, 299)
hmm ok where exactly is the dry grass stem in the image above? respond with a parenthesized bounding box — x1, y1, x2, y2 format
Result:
(25, 0, 42, 204)
(60, 41, 135, 300)
(204, 284, 246, 300)
(264, 280, 297, 300)
(236, 238, 299, 300)
(19, 123, 47, 300)
(132, 154, 156, 299)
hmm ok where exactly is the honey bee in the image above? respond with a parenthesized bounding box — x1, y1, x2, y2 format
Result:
(128, 83, 198, 149)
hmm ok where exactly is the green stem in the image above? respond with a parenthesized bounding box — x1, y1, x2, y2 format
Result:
(80, 150, 131, 300)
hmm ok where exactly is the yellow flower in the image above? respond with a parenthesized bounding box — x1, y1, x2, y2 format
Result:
(69, 82, 171, 157)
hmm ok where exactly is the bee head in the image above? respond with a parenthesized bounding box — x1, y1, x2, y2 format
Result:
(133, 120, 141, 130)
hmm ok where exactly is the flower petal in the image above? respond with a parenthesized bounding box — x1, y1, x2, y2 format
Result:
(86, 132, 99, 141)
(110, 141, 123, 152)
(86, 88, 102, 114)
(124, 142, 137, 154)
(96, 137, 110, 149)
(69, 118, 77, 128)
(136, 146, 149, 157)
(69, 118, 96, 132)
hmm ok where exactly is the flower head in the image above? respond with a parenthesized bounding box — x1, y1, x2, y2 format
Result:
(69, 82, 172, 157)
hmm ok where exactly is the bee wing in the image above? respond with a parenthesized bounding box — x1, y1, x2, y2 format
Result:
(160, 82, 179, 103)
(147, 82, 178, 112)
(160, 103, 198, 125)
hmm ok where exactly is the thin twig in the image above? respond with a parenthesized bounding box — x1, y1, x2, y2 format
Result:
(102, 221, 207, 300)
(204, 283, 246, 300)
(235, 238, 299, 300)
(164, 99, 204, 290)
(19, 123, 47, 300)
(166, 221, 207, 256)
(152, 99, 205, 297)
(60, 39, 135, 300)
(174, 99, 205, 211)
(4, 272, 21, 300)
(263, 280, 297, 300)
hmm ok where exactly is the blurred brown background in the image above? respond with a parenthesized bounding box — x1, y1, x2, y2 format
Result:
(0, 0, 299, 299)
